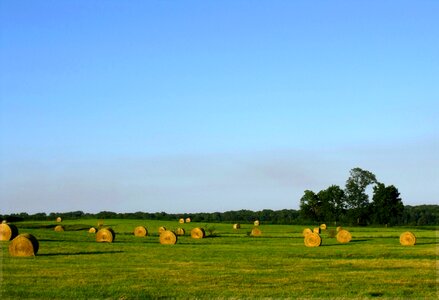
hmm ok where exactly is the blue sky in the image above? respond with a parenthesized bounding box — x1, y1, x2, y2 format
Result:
(1, 1, 438, 214)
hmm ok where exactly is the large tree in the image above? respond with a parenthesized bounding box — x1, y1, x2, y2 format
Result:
(372, 183, 404, 226)
(299, 190, 322, 222)
(317, 185, 346, 225)
(345, 167, 377, 225)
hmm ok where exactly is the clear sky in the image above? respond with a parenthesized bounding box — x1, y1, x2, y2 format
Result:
(1, 1, 438, 214)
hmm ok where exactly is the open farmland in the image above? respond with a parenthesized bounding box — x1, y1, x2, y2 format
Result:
(1, 220, 437, 299)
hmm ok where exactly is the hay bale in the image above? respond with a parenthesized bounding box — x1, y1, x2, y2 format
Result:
(254, 220, 260, 226)
(179, 218, 185, 224)
(96, 228, 115, 243)
(9, 233, 39, 257)
(56, 217, 62, 223)
(191, 227, 205, 239)
(134, 226, 148, 237)
(158, 226, 166, 234)
(320, 224, 327, 230)
(2, 220, 7, 224)
(54, 225, 64, 232)
(0, 223, 19, 241)
(160, 230, 177, 245)
(400, 231, 416, 246)
(185, 218, 191, 223)
(233, 223, 241, 229)
(88, 227, 97, 234)
(302, 228, 312, 237)
(313, 227, 321, 234)
(175, 228, 185, 236)
(251, 227, 262, 237)
(304, 232, 322, 247)
(336, 229, 352, 243)
(336, 226, 342, 232)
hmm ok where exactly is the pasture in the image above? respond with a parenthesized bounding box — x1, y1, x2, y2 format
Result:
(0, 220, 437, 299)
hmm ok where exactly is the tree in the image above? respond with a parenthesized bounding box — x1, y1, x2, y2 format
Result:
(299, 190, 322, 222)
(317, 185, 346, 225)
(345, 167, 377, 225)
(372, 183, 404, 226)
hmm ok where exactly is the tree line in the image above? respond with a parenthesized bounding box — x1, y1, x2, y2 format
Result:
(1, 205, 438, 226)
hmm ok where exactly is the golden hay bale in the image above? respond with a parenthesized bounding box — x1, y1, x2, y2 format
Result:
(160, 230, 177, 245)
(88, 227, 97, 234)
(400, 231, 416, 246)
(0, 223, 19, 241)
(304, 232, 322, 247)
(54, 225, 64, 232)
(251, 227, 262, 237)
(56, 217, 62, 223)
(179, 218, 185, 224)
(191, 227, 205, 239)
(233, 223, 241, 229)
(336, 229, 352, 243)
(185, 218, 191, 223)
(336, 226, 342, 232)
(9, 233, 39, 257)
(320, 224, 327, 230)
(254, 220, 260, 226)
(158, 226, 166, 234)
(2, 220, 8, 224)
(313, 227, 321, 234)
(302, 228, 313, 237)
(175, 228, 185, 236)
(134, 226, 148, 237)
(96, 228, 115, 243)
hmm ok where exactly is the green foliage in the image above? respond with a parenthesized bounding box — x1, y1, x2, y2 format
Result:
(372, 183, 404, 226)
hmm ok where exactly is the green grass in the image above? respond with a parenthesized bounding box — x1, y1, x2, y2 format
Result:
(1, 219, 437, 299)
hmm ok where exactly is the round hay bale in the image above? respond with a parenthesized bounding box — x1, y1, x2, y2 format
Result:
(400, 231, 416, 246)
(158, 226, 166, 234)
(2, 220, 7, 224)
(134, 226, 148, 237)
(304, 232, 322, 247)
(160, 230, 177, 245)
(191, 227, 205, 239)
(88, 227, 97, 234)
(313, 227, 321, 234)
(56, 217, 62, 223)
(96, 228, 115, 243)
(336, 226, 342, 232)
(54, 225, 64, 232)
(175, 228, 185, 236)
(254, 220, 260, 226)
(302, 228, 312, 237)
(179, 218, 185, 224)
(185, 218, 191, 223)
(9, 233, 39, 257)
(320, 224, 327, 230)
(251, 227, 262, 237)
(0, 223, 19, 241)
(336, 229, 352, 243)
(233, 223, 241, 229)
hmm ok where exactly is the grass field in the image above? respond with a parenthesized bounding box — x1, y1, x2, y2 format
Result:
(1, 219, 438, 299)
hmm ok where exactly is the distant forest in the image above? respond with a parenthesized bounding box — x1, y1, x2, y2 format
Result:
(1, 205, 438, 226)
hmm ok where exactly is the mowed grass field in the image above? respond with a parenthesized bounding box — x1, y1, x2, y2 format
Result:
(1, 219, 437, 299)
